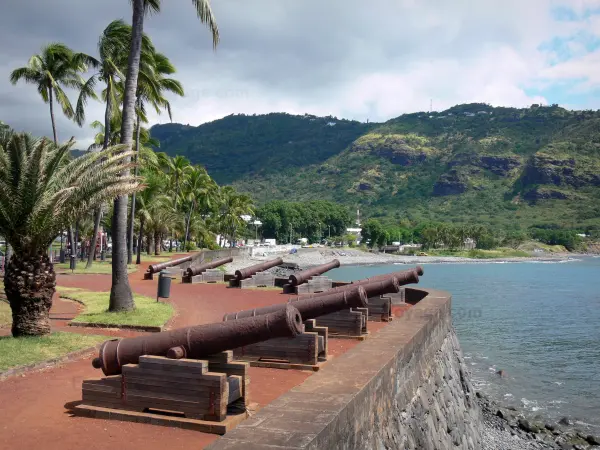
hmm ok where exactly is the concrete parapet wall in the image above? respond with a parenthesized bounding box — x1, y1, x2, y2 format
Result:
(207, 288, 483, 450)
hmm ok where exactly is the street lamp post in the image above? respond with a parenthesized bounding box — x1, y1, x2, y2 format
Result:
(252, 220, 262, 242)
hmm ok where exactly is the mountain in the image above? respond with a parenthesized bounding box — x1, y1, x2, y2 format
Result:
(151, 104, 600, 230)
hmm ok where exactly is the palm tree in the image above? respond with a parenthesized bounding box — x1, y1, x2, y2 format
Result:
(127, 51, 184, 263)
(180, 166, 218, 250)
(218, 187, 254, 247)
(10, 43, 95, 144)
(0, 132, 139, 336)
(79, 21, 155, 268)
(110, 0, 219, 311)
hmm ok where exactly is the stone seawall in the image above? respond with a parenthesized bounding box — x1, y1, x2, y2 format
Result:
(207, 288, 483, 450)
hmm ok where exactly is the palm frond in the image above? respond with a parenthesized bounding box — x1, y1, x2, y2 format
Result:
(192, 0, 220, 49)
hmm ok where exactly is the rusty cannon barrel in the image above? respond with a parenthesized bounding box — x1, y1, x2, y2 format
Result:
(92, 304, 303, 376)
(234, 257, 283, 280)
(301, 276, 402, 300)
(288, 259, 341, 286)
(351, 266, 422, 287)
(223, 285, 368, 322)
(186, 256, 233, 277)
(148, 254, 194, 274)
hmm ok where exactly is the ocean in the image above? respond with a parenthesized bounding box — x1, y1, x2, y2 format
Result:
(328, 257, 600, 431)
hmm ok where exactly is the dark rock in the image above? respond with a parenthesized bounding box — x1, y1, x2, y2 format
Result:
(559, 444, 575, 450)
(546, 423, 557, 431)
(586, 435, 600, 445)
(478, 155, 521, 175)
(559, 417, 573, 426)
(433, 170, 468, 196)
(519, 418, 541, 434)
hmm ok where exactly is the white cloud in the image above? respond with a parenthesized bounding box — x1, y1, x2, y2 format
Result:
(1, 0, 599, 146)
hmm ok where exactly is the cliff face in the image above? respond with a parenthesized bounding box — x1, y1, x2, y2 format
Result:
(154, 105, 600, 228)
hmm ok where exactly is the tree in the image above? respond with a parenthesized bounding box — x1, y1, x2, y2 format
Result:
(0, 132, 139, 336)
(218, 187, 254, 247)
(110, 0, 219, 311)
(361, 219, 384, 248)
(10, 43, 95, 144)
(126, 50, 184, 263)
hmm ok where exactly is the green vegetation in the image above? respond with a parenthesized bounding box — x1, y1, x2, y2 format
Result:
(0, 332, 106, 372)
(153, 104, 600, 234)
(0, 132, 139, 337)
(54, 261, 138, 275)
(426, 248, 530, 259)
(58, 287, 172, 327)
(0, 301, 11, 328)
(256, 200, 352, 243)
(151, 114, 373, 184)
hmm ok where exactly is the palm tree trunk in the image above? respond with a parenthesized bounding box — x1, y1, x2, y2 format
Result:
(154, 231, 161, 256)
(136, 217, 144, 265)
(5, 253, 55, 337)
(87, 82, 113, 269)
(109, 0, 144, 312)
(86, 208, 102, 269)
(127, 111, 141, 264)
(48, 88, 58, 144)
(147, 232, 153, 256)
(183, 205, 194, 251)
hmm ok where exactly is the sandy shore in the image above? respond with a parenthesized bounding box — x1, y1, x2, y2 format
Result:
(224, 247, 577, 273)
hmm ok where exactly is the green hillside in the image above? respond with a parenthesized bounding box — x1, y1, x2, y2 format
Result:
(152, 104, 600, 230)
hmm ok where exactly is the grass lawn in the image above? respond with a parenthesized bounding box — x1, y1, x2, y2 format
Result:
(0, 332, 106, 372)
(54, 261, 138, 274)
(0, 301, 11, 328)
(58, 287, 173, 327)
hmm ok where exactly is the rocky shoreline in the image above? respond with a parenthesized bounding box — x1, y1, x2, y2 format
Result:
(479, 392, 600, 450)
(224, 248, 579, 274)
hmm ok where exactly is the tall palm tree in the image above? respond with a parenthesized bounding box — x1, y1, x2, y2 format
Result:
(79, 21, 154, 268)
(134, 172, 166, 264)
(10, 43, 95, 144)
(110, 0, 219, 311)
(0, 132, 139, 336)
(126, 51, 184, 263)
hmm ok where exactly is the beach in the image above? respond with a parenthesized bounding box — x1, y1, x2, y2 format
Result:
(223, 247, 576, 274)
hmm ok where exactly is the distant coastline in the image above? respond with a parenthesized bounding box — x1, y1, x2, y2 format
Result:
(224, 247, 584, 273)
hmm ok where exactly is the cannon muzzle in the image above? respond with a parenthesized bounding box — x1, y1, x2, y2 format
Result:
(288, 259, 340, 286)
(186, 256, 233, 277)
(235, 257, 283, 280)
(92, 304, 303, 376)
(223, 286, 367, 322)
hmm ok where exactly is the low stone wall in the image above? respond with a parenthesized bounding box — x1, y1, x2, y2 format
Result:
(207, 288, 483, 450)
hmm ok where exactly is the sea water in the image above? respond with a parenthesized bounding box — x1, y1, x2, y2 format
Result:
(328, 257, 600, 430)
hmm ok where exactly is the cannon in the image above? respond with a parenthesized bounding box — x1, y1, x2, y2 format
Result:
(301, 268, 420, 300)
(144, 254, 199, 279)
(185, 256, 233, 277)
(234, 257, 283, 280)
(92, 304, 303, 376)
(351, 266, 422, 287)
(222, 285, 368, 322)
(288, 259, 340, 286)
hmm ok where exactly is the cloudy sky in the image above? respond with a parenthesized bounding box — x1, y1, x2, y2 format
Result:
(1, 0, 599, 147)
